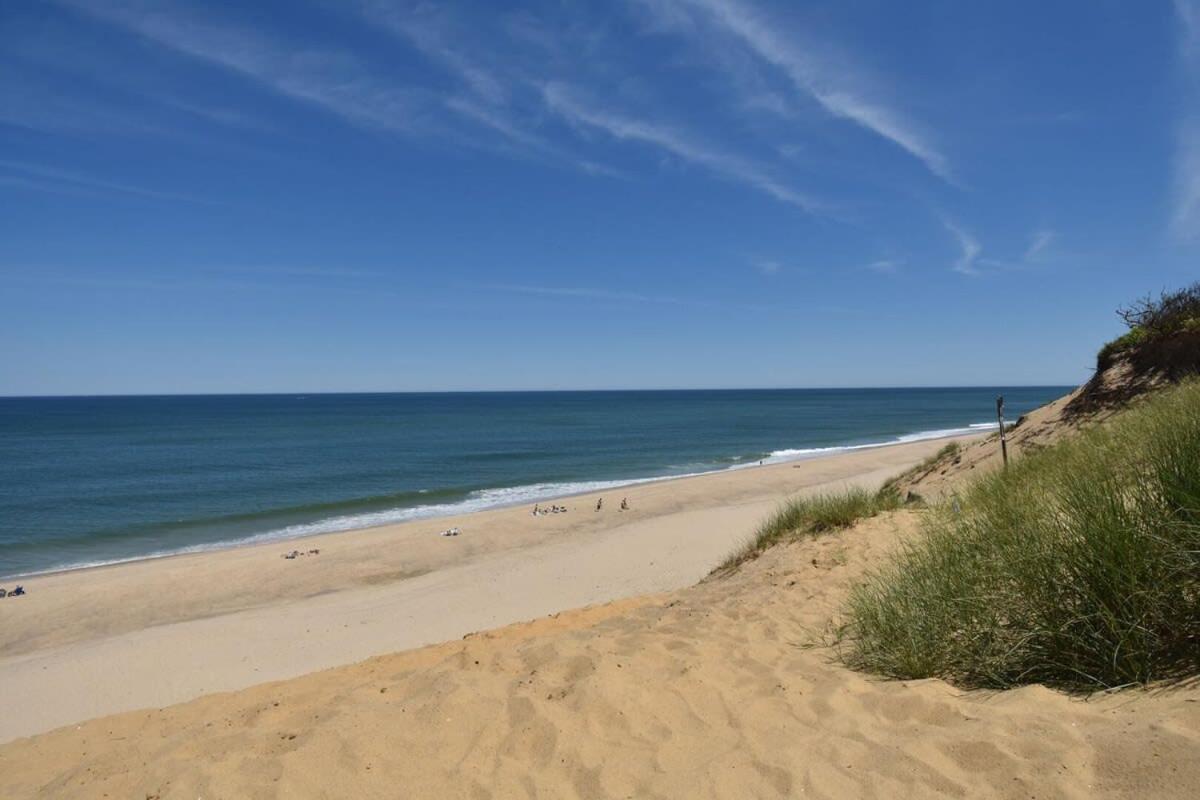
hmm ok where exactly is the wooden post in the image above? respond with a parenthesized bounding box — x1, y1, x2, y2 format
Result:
(996, 395, 1009, 467)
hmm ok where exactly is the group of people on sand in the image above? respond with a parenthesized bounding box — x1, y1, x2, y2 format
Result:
(0, 585, 26, 598)
(281, 548, 320, 560)
(531, 496, 634, 516)
(439, 526, 462, 537)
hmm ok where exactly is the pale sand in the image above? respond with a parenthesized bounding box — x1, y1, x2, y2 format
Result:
(0, 435, 970, 745)
(4, 509, 1198, 798)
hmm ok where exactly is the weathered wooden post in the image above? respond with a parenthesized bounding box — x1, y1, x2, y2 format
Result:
(996, 395, 1009, 467)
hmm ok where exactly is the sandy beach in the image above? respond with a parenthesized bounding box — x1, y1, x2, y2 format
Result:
(5, 501, 1199, 798)
(0, 435, 970, 745)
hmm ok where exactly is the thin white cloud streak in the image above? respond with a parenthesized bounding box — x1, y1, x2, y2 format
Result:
(1173, 121, 1200, 238)
(1024, 229, 1055, 261)
(200, 265, 385, 279)
(943, 220, 982, 276)
(1, 268, 419, 300)
(468, 282, 781, 313)
(0, 159, 204, 202)
(159, 98, 270, 131)
(60, 0, 423, 134)
(543, 83, 820, 211)
(355, 3, 626, 177)
(0, 77, 170, 138)
(54, 0, 622, 180)
(0, 174, 98, 198)
(441, 95, 625, 178)
(866, 259, 900, 274)
(443, 96, 544, 150)
(471, 283, 692, 306)
(355, 1, 507, 105)
(976, 228, 1063, 272)
(642, 0, 952, 182)
(1177, 0, 1200, 54)
(1173, 1, 1200, 239)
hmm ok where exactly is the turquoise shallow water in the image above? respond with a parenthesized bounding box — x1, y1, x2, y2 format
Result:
(0, 387, 1070, 577)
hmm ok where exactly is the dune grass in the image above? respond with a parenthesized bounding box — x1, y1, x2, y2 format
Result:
(715, 486, 902, 574)
(843, 379, 1200, 691)
(879, 440, 961, 498)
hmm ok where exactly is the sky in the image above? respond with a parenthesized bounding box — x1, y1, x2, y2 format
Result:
(1, 0, 1198, 394)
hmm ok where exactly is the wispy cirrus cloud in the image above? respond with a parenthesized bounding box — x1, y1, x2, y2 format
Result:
(0, 75, 171, 138)
(1177, 0, 1200, 54)
(0, 159, 206, 202)
(350, 2, 625, 176)
(199, 265, 385, 279)
(1172, 120, 1200, 239)
(635, 0, 953, 182)
(38, 1, 845, 213)
(59, 0, 426, 135)
(466, 281, 781, 313)
(975, 227, 1062, 272)
(866, 259, 901, 274)
(1024, 229, 1056, 261)
(355, 1, 508, 106)
(753, 258, 782, 275)
(943, 219, 982, 276)
(1173, 0, 1200, 239)
(470, 282, 693, 306)
(542, 83, 820, 211)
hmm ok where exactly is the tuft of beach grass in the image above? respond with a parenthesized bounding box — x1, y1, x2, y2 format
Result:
(842, 378, 1200, 691)
(714, 485, 902, 574)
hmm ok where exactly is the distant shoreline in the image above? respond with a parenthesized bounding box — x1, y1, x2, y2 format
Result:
(0, 432, 985, 743)
(0, 385, 1076, 400)
(3, 420, 1000, 581)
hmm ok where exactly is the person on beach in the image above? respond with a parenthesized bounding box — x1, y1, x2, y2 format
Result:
(533, 504, 539, 516)
(596, 498, 603, 512)
(620, 497, 628, 511)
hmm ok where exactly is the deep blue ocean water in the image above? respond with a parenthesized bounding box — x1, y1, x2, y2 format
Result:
(0, 387, 1070, 578)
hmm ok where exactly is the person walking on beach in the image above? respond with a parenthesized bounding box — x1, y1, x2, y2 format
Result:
(620, 497, 628, 511)
(596, 498, 603, 512)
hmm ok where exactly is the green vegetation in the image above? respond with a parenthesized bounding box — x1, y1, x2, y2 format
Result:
(879, 440, 960, 498)
(1096, 327, 1149, 369)
(1097, 281, 1200, 370)
(843, 380, 1200, 691)
(716, 486, 902, 574)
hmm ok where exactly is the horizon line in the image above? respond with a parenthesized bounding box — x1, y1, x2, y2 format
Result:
(0, 382, 1080, 400)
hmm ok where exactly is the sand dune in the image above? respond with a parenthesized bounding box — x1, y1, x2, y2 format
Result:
(4, 509, 1198, 798)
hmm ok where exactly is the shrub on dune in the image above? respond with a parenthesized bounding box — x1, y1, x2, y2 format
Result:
(844, 379, 1200, 690)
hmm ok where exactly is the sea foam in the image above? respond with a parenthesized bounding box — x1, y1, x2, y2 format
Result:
(15, 420, 997, 577)
(763, 421, 998, 462)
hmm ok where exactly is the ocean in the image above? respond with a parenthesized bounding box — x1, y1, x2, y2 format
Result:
(0, 387, 1070, 578)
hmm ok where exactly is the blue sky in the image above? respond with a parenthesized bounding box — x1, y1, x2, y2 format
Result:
(1, 0, 1197, 394)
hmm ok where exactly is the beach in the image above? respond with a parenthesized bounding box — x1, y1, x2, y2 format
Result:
(5, 464, 1199, 798)
(6, 1, 1193, 794)
(0, 434, 972, 745)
